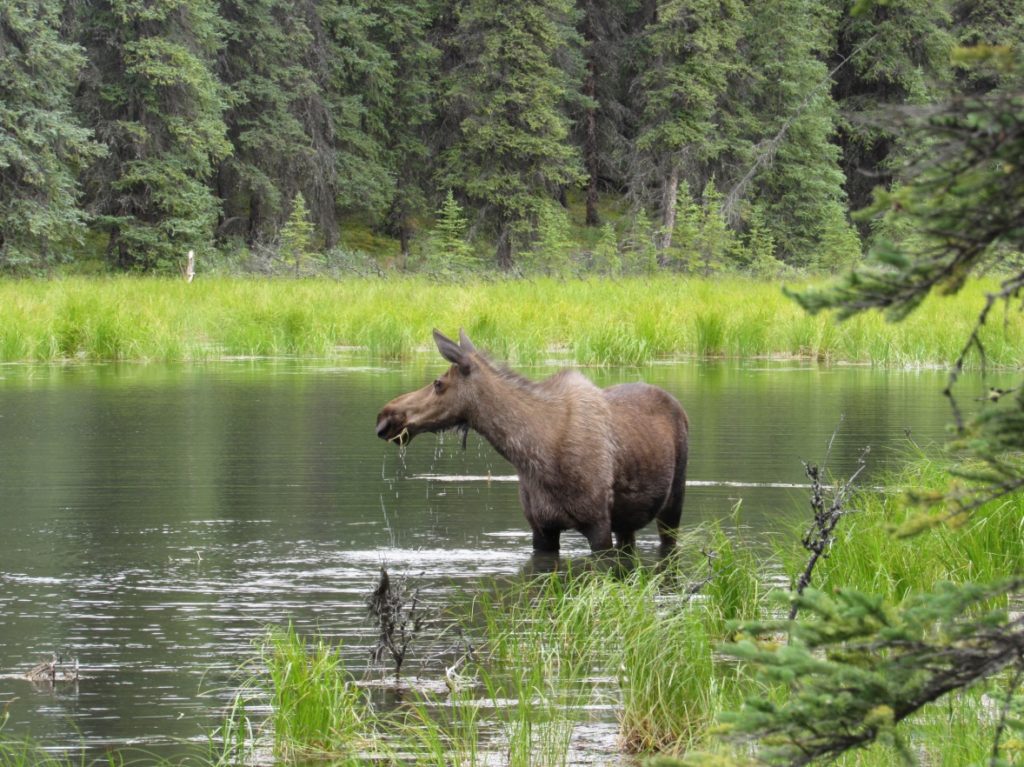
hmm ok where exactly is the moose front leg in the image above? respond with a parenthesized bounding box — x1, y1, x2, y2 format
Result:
(614, 529, 636, 551)
(521, 484, 561, 552)
(531, 527, 562, 552)
(581, 489, 615, 552)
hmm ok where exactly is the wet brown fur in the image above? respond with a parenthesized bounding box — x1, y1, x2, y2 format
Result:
(376, 329, 689, 553)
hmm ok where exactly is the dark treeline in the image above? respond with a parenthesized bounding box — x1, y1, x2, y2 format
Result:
(1, 0, 1021, 273)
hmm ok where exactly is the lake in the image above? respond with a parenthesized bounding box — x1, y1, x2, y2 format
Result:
(0, 356, 977, 755)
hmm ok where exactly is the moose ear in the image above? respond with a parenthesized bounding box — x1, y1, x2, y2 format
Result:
(433, 328, 471, 374)
(458, 328, 477, 355)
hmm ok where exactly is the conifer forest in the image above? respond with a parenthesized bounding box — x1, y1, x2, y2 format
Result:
(3, 0, 1022, 274)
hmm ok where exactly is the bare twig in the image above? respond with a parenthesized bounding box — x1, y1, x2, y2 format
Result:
(367, 566, 425, 680)
(685, 548, 720, 600)
(791, 420, 870, 620)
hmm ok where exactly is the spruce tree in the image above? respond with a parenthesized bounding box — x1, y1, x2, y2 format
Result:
(215, 0, 323, 244)
(829, 0, 954, 222)
(734, 0, 860, 266)
(700, 49, 1024, 766)
(317, 0, 396, 228)
(443, 0, 586, 268)
(624, 207, 659, 275)
(216, 0, 395, 249)
(952, 0, 1024, 94)
(426, 190, 475, 273)
(0, 0, 101, 269)
(591, 222, 621, 275)
(742, 205, 780, 277)
(523, 199, 575, 276)
(75, 0, 230, 271)
(953, 0, 1024, 50)
(693, 179, 734, 275)
(576, 0, 633, 228)
(715, 581, 1024, 766)
(279, 192, 316, 275)
(632, 0, 744, 251)
(371, 0, 440, 260)
(663, 180, 702, 271)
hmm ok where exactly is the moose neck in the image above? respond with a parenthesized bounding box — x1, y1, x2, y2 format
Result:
(465, 365, 560, 477)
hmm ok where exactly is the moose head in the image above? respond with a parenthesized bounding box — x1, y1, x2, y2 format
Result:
(375, 329, 479, 446)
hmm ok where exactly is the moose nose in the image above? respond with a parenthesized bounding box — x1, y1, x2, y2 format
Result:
(375, 414, 391, 439)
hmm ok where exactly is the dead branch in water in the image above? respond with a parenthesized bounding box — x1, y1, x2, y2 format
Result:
(367, 566, 424, 680)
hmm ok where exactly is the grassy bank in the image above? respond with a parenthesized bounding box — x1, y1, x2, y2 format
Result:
(1, 276, 1021, 366)
(205, 460, 1020, 765)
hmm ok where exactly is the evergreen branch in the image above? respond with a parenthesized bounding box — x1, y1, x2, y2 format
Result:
(788, 88, 1024, 322)
(723, 580, 1024, 766)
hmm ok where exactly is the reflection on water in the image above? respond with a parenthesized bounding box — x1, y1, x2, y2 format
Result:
(0, 357, 979, 752)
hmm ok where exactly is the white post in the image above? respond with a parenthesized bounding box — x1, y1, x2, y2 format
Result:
(185, 250, 195, 283)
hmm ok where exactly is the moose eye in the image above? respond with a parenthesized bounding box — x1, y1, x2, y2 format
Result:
(433, 379, 444, 393)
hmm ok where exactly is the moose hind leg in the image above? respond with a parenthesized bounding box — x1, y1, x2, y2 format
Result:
(656, 465, 686, 552)
(581, 520, 613, 552)
(655, 448, 688, 548)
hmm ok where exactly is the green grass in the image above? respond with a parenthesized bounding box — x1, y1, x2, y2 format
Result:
(390, 526, 767, 762)
(222, 624, 380, 763)
(829, 689, 1012, 766)
(211, 525, 766, 765)
(777, 457, 1024, 605)
(0, 275, 1020, 366)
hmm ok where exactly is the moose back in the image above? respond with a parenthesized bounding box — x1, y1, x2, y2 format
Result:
(376, 329, 689, 553)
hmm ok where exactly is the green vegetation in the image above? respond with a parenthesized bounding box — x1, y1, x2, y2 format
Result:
(75, 0, 230, 271)
(779, 458, 1024, 604)
(1, 457, 1020, 764)
(2, 2, 1021, 764)
(224, 626, 378, 762)
(0, 0, 102, 270)
(697, 45, 1024, 766)
(198, 459, 1019, 766)
(0, 275, 1020, 367)
(214, 524, 762, 764)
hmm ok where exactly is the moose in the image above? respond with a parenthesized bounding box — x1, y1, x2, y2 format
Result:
(376, 329, 689, 554)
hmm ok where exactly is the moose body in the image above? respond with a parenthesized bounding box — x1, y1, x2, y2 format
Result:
(376, 330, 689, 553)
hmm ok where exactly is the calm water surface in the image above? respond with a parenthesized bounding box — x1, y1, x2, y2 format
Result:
(0, 357, 979, 753)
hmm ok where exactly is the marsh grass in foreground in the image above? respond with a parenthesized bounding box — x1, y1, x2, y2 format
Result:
(8, 462, 1018, 765)
(219, 526, 767, 765)
(224, 462, 1021, 765)
(219, 624, 382, 763)
(1, 276, 1020, 366)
